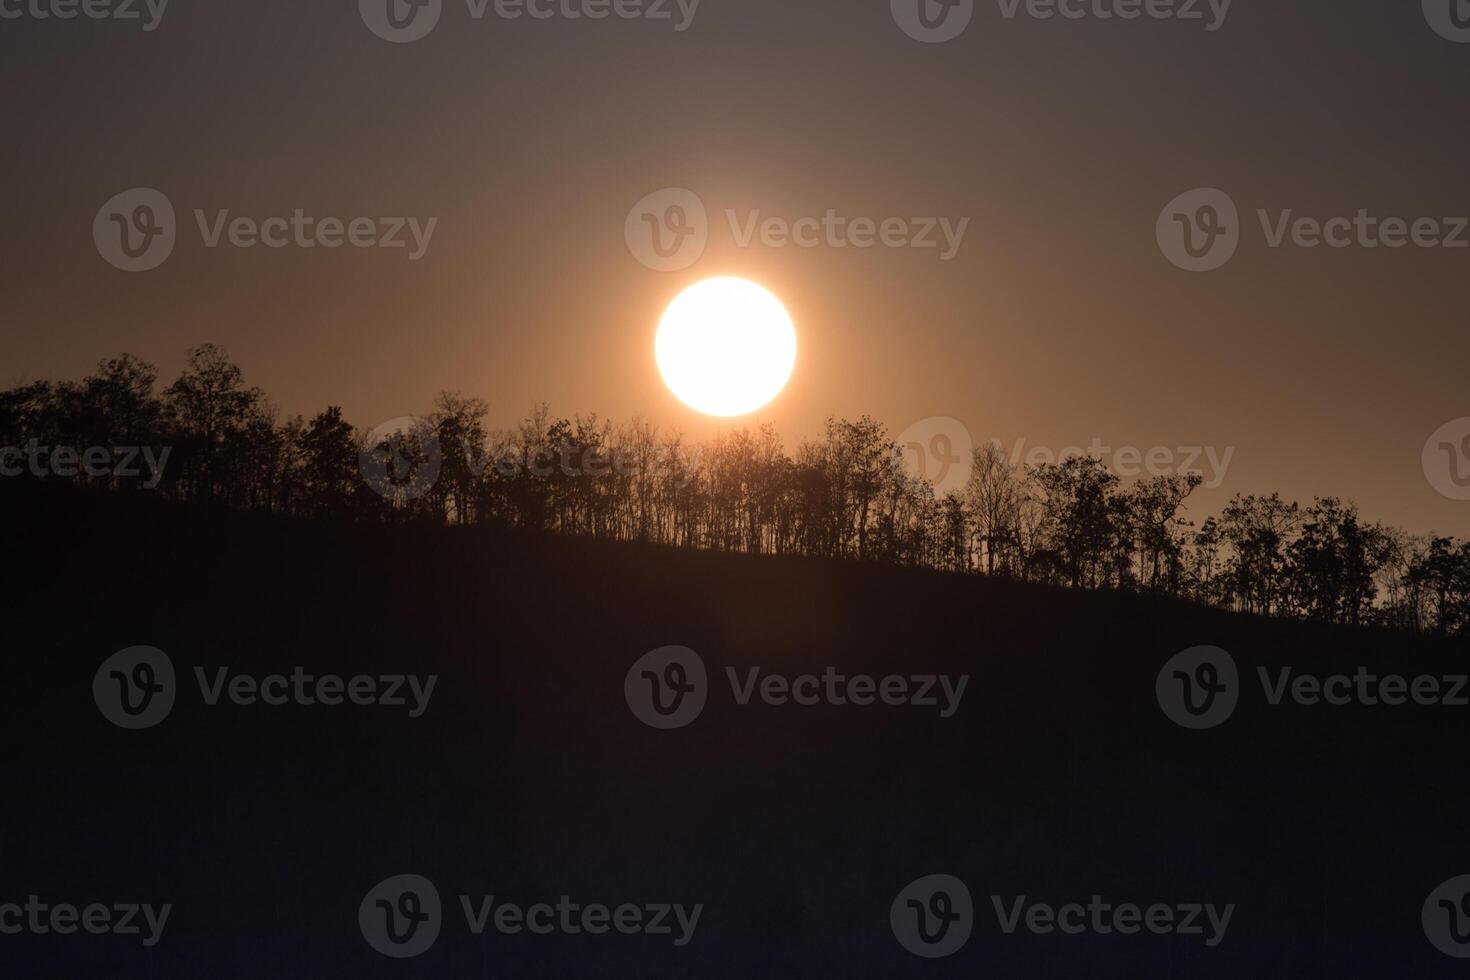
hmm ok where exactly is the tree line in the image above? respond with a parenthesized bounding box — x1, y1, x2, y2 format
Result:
(4, 344, 1467, 637)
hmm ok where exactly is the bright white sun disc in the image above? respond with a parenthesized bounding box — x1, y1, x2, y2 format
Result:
(655, 277, 796, 417)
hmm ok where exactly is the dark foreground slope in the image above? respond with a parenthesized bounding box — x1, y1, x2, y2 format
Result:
(3, 482, 1467, 978)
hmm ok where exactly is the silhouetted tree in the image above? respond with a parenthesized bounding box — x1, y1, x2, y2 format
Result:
(1128, 473, 1203, 592)
(1030, 456, 1125, 589)
(164, 344, 271, 505)
(7, 347, 1469, 636)
(298, 407, 360, 518)
(1285, 497, 1391, 625)
(964, 442, 1023, 576)
(430, 392, 489, 526)
(1217, 493, 1300, 616)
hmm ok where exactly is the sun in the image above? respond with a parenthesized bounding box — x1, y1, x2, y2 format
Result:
(655, 277, 797, 417)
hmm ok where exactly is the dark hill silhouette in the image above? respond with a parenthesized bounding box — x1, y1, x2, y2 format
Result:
(4, 480, 1468, 978)
(5, 346, 1468, 638)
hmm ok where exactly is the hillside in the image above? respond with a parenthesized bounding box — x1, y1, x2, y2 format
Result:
(4, 481, 1467, 978)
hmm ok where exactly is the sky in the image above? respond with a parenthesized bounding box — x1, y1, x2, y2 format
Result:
(3, 0, 1469, 535)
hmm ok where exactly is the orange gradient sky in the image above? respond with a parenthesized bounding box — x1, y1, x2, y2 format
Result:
(3, 1, 1467, 535)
